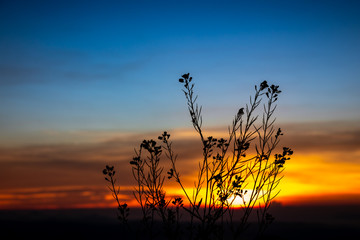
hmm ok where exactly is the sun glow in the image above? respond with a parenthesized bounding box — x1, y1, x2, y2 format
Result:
(226, 191, 253, 208)
(163, 187, 257, 209)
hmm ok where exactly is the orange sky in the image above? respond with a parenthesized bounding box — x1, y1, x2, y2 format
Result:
(0, 120, 359, 209)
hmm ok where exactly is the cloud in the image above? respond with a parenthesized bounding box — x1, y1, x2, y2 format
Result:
(0, 120, 359, 209)
(0, 65, 43, 85)
(279, 121, 360, 156)
(0, 185, 127, 209)
(1, 121, 359, 189)
(0, 46, 148, 86)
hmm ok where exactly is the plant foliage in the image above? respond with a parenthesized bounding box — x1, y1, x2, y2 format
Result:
(103, 73, 293, 239)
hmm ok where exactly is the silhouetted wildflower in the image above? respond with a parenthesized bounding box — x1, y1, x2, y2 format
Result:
(103, 72, 293, 240)
(260, 80, 269, 91)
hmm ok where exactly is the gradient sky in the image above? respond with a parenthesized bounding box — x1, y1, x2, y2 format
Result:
(0, 0, 360, 209)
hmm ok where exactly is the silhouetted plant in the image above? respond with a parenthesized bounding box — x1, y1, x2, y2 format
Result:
(103, 165, 129, 225)
(103, 73, 293, 240)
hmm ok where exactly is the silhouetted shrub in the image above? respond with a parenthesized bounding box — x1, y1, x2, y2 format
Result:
(103, 73, 293, 239)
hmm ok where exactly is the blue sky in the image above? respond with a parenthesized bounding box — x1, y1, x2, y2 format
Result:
(1, 0, 359, 145)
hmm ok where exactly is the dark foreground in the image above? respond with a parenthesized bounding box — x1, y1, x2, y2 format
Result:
(1, 205, 359, 239)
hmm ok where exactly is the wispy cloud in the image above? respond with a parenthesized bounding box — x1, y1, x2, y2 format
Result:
(0, 186, 128, 209)
(0, 45, 149, 86)
(0, 120, 359, 209)
(279, 121, 360, 156)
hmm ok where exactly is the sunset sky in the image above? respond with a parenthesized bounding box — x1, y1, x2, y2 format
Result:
(0, 0, 360, 209)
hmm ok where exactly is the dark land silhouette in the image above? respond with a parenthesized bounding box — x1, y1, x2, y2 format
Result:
(1, 204, 359, 239)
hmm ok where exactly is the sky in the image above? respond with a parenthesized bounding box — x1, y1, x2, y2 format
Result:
(0, 0, 360, 209)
